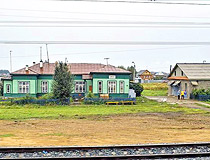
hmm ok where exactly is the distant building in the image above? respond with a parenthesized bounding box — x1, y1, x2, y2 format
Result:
(137, 70, 153, 80)
(0, 70, 10, 80)
(168, 63, 210, 99)
(154, 72, 169, 80)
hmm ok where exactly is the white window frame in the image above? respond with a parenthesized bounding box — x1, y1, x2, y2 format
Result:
(6, 84, 11, 93)
(75, 81, 86, 93)
(41, 81, 48, 93)
(98, 81, 103, 93)
(119, 81, 124, 93)
(108, 81, 117, 93)
(18, 81, 30, 93)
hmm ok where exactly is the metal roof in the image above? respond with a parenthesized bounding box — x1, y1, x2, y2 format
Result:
(11, 63, 131, 75)
(170, 63, 210, 80)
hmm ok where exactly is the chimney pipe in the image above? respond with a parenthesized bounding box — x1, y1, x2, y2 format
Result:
(25, 65, 29, 71)
(40, 60, 43, 68)
(33, 62, 36, 65)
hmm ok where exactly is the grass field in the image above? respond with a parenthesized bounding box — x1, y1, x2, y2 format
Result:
(0, 97, 207, 120)
(142, 83, 168, 96)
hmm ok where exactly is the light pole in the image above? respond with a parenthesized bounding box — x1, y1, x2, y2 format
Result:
(132, 61, 136, 82)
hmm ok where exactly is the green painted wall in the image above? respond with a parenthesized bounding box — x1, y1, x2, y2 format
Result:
(92, 78, 129, 94)
(3, 73, 130, 98)
(3, 80, 12, 94)
(37, 75, 53, 94)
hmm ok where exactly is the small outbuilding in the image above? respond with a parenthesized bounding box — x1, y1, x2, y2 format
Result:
(168, 63, 210, 99)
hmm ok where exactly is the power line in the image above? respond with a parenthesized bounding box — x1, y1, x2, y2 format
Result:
(1, 8, 210, 20)
(0, 45, 206, 58)
(1, 41, 210, 45)
(56, 0, 210, 5)
(2, 21, 210, 25)
(1, 25, 210, 28)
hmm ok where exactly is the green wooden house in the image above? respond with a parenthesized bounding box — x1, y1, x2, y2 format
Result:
(2, 62, 131, 98)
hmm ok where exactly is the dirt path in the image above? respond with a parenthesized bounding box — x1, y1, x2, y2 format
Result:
(146, 96, 210, 112)
(0, 113, 210, 147)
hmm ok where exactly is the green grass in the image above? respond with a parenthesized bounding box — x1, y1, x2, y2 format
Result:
(0, 97, 207, 120)
(142, 90, 168, 96)
(0, 134, 15, 138)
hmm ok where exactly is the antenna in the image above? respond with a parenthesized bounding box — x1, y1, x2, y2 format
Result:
(10, 50, 12, 72)
(104, 58, 110, 65)
(46, 44, 49, 63)
(40, 46, 42, 61)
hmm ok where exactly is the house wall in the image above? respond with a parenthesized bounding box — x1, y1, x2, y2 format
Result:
(3, 73, 130, 98)
(92, 74, 130, 98)
(171, 66, 187, 77)
(37, 75, 53, 96)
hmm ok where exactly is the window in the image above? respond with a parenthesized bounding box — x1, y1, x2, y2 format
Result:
(42, 81, 48, 93)
(18, 81, 30, 93)
(181, 71, 184, 76)
(6, 84, 11, 93)
(75, 81, 86, 93)
(98, 81, 103, 93)
(119, 81, 124, 93)
(174, 71, 177, 76)
(108, 81, 116, 93)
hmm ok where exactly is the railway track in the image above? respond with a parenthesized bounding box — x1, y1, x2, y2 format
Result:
(0, 142, 210, 159)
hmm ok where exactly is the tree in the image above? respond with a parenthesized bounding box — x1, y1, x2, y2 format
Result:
(118, 65, 126, 70)
(52, 62, 74, 102)
(127, 66, 137, 81)
(130, 82, 144, 97)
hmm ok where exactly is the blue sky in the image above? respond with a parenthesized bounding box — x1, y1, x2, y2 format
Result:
(1, 0, 210, 73)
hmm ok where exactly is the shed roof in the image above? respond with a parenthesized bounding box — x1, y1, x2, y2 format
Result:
(169, 63, 210, 80)
(11, 63, 131, 75)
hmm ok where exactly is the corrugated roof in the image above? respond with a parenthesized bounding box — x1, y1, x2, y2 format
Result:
(170, 63, 210, 80)
(11, 63, 131, 75)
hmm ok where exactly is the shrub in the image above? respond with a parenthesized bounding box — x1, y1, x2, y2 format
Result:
(39, 93, 54, 100)
(14, 94, 36, 105)
(86, 91, 95, 98)
(129, 82, 144, 97)
(192, 88, 209, 96)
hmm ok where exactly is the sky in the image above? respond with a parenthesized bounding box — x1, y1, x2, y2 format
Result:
(1, 0, 210, 73)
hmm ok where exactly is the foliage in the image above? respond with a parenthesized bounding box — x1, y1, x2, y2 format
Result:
(86, 91, 95, 98)
(127, 66, 137, 81)
(192, 88, 210, 96)
(0, 81, 3, 96)
(13, 94, 36, 105)
(117, 66, 126, 70)
(52, 61, 74, 102)
(129, 82, 144, 97)
(142, 83, 168, 90)
(39, 93, 54, 100)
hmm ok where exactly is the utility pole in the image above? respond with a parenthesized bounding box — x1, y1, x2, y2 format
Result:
(104, 58, 110, 65)
(10, 50, 12, 73)
(40, 46, 42, 61)
(46, 44, 49, 63)
(132, 61, 136, 82)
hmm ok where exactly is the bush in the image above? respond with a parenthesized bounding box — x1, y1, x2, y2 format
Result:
(14, 94, 36, 105)
(129, 82, 144, 97)
(192, 88, 208, 96)
(86, 91, 95, 98)
(39, 93, 54, 99)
